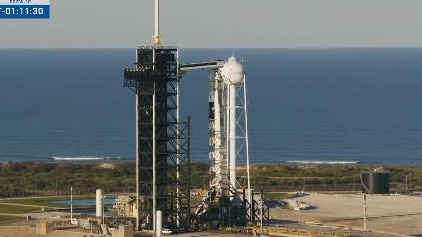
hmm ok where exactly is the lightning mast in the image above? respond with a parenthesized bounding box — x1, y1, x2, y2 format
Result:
(153, 0, 162, 47)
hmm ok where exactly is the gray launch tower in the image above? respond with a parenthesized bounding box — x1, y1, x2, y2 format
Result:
(124, 47, 191, 230)
(123, 0, 191, 231)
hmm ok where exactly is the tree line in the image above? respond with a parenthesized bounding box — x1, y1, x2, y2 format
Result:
(0, 161, 420, 198)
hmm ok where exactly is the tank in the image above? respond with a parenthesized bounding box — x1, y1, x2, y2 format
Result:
(96, 189, 103, 217)
(361, 168, 390, 194)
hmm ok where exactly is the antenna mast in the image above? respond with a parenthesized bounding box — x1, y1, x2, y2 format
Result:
(153, 0, 162, 46)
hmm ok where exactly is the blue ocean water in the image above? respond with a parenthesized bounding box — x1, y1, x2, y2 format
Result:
(0, 48, 421, 165)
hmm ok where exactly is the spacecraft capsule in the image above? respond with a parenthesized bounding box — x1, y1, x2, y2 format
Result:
(221, 56, 244, 85)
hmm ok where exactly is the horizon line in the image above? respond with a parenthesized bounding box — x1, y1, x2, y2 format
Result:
(2, 46, 422, 50)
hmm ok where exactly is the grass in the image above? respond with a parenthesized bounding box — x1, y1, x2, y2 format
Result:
(0, 214, 25, 224)
(1, 162, 422, 198)
(0, 195, 106, 214)
(0, 195, 97, 206)
(1, 198, 65, 207)
(0, 204, 40, 214)
(265, 192, 291, 200)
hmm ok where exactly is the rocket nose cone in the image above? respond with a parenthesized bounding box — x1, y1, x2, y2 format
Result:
(221, 57, 244, 85)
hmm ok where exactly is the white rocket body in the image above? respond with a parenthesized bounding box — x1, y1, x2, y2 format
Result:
(209, 56, 244, 196)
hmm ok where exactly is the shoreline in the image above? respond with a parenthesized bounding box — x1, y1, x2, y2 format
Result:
(3, 159, 422, 166)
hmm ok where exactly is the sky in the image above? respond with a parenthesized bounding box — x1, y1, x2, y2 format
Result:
(1, 0, 422, 48)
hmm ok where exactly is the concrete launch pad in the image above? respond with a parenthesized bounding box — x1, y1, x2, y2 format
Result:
(271, 192, 422, 236)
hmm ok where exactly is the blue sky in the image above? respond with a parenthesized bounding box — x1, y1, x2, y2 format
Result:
(1, 0, 422, 48)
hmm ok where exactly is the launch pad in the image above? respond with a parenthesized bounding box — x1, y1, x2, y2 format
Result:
(122, 0, 269, 232)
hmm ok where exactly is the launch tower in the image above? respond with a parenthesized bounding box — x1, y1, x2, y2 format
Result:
(122, 0, 268, 231)
(123, 0, 190, 231)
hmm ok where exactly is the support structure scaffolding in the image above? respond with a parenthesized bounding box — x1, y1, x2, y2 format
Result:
(124, 47, 191, 231)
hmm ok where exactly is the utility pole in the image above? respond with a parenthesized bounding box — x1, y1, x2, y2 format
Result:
(363, 192, 367, 231)
(70, 186, 73, 224)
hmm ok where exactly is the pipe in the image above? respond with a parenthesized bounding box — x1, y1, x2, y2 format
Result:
(153, 81, 157, 232)
(96, 189, 103, 218)
(156, 210, 162, 237)
(229, 84, 236, 195)
(153, 0, 162, 46)
(135, 93, 140, 230)
(243, 75, 252, 206)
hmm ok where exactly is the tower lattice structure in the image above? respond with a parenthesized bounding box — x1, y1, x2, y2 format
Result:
(124, 47, 190, 230)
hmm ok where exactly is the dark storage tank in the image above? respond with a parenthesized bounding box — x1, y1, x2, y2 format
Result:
(361, 168, 390, 194)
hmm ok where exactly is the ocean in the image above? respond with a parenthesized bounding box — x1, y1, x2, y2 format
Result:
(0, 48, 421, 165)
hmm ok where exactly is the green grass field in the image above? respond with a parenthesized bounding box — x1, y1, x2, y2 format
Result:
(0, 195, 102, 214)
(0, 214, 25, 224)
(0, 204, 40, 214)
(0, 195, 95, 207)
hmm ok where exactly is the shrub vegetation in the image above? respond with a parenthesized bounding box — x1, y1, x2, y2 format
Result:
(0, 161, 420, 197)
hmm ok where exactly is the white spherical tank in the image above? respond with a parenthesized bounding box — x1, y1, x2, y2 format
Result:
(221, 56, 244, 85)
